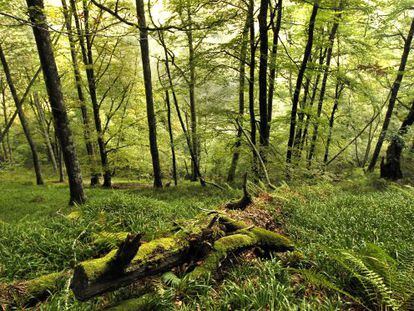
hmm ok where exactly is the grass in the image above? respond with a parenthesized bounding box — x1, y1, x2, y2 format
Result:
(0, 168, 413, 310)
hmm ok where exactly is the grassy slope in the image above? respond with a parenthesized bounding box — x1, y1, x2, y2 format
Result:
(0, 170, 413, 310)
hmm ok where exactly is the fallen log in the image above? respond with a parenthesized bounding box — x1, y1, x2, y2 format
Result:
(71, 214, 222, 301)
(0, 271, 69, 307)
(71, 213, 294, 301)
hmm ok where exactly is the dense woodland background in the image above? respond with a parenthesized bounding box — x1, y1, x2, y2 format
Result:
(0, 0, 413, 202)
(0, 0, 414, 310)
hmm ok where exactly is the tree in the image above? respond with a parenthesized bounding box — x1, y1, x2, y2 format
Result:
(135, 0, 163, 188)
(26, 0, 86, 205)
(381, 100, 414, 180)
(0, 44, 44, 185)
(62, 0, 100, 186)
(368, 17, 414, 172)
(286, 1, 319, 170)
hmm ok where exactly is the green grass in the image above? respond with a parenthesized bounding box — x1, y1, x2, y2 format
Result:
(0, 169, 413, 310)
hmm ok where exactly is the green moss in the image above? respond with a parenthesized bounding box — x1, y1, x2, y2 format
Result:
(251, 227, 294, 251)
(107, 294, 157, 311)
(24, 272, 67, 294)
(91, 232, 129, 248)
(81, 249, 118, 280)
(190, 233, 257, 279)
(66, 210, 82, 221)
(132, 237, 182, 264)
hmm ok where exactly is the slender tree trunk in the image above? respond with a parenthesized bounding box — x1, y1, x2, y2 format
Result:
(26, 0, 86, 205)
(158, 32, 206, 186)
(135, 0, 163, 188)
(286, 2, 319, 170)
(165, 90, 177, 186)
(307, 6, 342, 167)
(56, 133, 65, 183)
(62, 0, 100, 186)
(368, 17, 414, 172)
(32, 92, 58, 172)
(0, 44, 44, 185)
(381, 100, 414, 180)
(82, 0, 112, 187)
(185, 8, 199, 182)
(298, 47, 326, 157)
(258, 0, 270, 155)
(0, 77, 12, 161)
(323, 82, 344, 164)
(227, 14, 249, 183)
(248, 0, 258, 177)
(267, 0, 283, 139)
(293, 77, 310, 158)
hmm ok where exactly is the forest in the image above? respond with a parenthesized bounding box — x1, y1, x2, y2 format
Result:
(0, 0, 413, 310)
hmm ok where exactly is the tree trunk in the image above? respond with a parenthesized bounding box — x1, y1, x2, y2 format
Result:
(227, 14, 249, 183)
(62, 0, 100, 186)
(368, 17, 414, 172)
(0, 77, 12, 161)
(286, 2, 319, 170)
(26, 0, 86, 205)
(82, 0, 112, 187)
(298, 47, 326, 157)
(258, 0, 270, 156)
(159, 32, 206, 186)
(307, 6, 342, 167)
(381, 100, 414, 180)
(267, 0, 283, 132)
(165, 90, 177, 186)
(293, 77, 310, 158)
(185, 8, 199, 182)
(0, 45, 44, 185)
(135, 0, 163, 188)
(248, 0, 258, 178)
(32, 93, 58, 172)
(323, 82, 344, 164)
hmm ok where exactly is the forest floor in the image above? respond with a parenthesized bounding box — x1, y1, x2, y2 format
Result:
(0, 169, 414, 310)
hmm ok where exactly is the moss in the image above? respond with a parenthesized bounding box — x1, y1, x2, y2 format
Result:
(66, 210, 82, 221)
(91, 232, 129, 248)
(190, 233, 257, 279)
(107, 294, 157, 311)
(250, 227, 294, 251)
(79, 237, 184, 281)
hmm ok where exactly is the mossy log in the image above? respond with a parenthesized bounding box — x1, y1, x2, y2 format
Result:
(71, 213, 294, 301)
(71, 214, 221, 301)
(0, 271, 69, 307)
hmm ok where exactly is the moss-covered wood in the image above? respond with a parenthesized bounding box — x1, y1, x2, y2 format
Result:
(0, 271, 69, 307)
(70, 212, 294, 301)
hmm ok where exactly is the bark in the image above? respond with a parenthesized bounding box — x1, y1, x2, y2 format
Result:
(227, 14, 249, 183)
(165, 90, 178, 186)
(136, 0, 163, 188)
(307, 6, 342, 167)
(323, 82, 344, 164)
(267, 0, 283, 138)
(0, 45, 44, 185)
(27, 0, 86, 205)
(368, 17, 414, 172)
(62, 0, 100, 186)
(286, 2, 319, 169)
(248, 0, 258, 177)
(381, 100, 414, 180)
(258, 0, 270, 154)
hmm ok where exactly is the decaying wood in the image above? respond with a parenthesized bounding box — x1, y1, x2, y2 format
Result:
(1, 209, 294, 308)
(225, 173, 252, 210)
